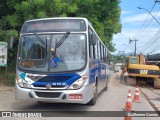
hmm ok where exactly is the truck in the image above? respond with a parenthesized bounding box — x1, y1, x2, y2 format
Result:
(123, 53, 160, 88)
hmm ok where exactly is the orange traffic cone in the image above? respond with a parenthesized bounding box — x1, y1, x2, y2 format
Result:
(125, 89, 132, 111)
(133, 85, 140, 103)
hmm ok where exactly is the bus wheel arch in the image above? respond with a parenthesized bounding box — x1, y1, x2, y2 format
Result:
(87, 77, 98, 105)
(94, 77, 98, 97)
(103, 77, 108, 91)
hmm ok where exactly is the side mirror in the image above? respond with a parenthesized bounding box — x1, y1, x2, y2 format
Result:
(9, 36, 14, 49)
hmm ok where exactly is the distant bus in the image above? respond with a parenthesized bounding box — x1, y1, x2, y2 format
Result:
(15, 17, 110, 105)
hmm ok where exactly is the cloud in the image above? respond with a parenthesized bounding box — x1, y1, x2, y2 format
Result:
(112, 27, 160, 54)
(112, 29, 137, 53)
(121, 10, 131, 15)
(113, 29, 138, 40)
(122, 12, 160, 24)
(113, 9, 160, 54)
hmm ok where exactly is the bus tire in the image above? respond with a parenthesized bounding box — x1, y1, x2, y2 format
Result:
(87, 83, 98, 105)
(87, 97, 96, 105)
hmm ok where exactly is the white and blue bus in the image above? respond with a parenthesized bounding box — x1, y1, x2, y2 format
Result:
(15, 17, 110, 105)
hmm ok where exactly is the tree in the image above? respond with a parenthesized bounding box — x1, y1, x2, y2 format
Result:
(0, 0, 121, 62)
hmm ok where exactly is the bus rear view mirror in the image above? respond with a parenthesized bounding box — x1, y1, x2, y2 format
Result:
(9, 36, 14, 49)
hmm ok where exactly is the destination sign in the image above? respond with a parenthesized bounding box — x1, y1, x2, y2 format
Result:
(21, 19, 86, 33)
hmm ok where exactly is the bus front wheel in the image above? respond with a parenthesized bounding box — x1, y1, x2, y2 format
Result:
(87, 83, 97, 105)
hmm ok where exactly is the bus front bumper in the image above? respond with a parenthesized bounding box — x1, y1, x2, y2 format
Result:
(15, 84, 93, 104)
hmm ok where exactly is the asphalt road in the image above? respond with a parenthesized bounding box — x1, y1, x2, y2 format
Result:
(0, 72, 160, 120)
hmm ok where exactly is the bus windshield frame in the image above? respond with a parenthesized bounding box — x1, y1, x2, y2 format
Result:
(17, 33, 87, 73)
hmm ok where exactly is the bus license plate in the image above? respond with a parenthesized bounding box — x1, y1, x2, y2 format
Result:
(69, 94, 83, 99)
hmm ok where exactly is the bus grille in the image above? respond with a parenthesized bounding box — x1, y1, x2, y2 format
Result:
(37, 76, 73, 82)
(32, 85, 65, 88)
(35, 92, 61, 98)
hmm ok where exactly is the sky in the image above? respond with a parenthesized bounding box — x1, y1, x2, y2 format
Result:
(113, 0, 160, 55)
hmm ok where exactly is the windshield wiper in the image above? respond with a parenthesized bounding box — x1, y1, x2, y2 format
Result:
(34, 33, 47, 56)
(55, 32, 70, 48)
(34, 33, 46, 45)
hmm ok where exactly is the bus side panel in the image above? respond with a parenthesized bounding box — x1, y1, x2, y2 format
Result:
(89, 59, 107, 94)
(97, 61, 107, 92)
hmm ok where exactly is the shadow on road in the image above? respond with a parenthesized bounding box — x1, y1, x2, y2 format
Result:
(14, 102, 91, 111)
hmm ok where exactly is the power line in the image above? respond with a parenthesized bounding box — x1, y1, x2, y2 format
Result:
(150, 37, 160, 53)
(145, 35, 160, 54)
(138, 6, 160, 37)
(140, 30, 160, 54)
(123, 44, 134, 51)
(140, 28, 160, 51)
(135, 6, 160, 52)
(134, 2, 156, 38)
(137, 15, 158, 38)
(132, 2, 160, 55)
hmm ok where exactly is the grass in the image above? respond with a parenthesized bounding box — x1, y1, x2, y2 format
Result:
(5, 73, 15, 86)
(0, 64, 16, 86)
(0, 73, 15, 86)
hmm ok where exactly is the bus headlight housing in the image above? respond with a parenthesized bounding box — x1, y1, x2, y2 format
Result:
(68, 76, 87, 90)
(16, 77, 30, 88)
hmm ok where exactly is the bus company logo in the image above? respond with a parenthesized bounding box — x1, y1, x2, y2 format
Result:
(46, 84, 51, 89)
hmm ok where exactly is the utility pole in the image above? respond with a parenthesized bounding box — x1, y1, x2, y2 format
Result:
(129, 38, 138, 56)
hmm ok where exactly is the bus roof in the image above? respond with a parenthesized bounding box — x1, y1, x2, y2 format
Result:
(25, 17, 89, 23)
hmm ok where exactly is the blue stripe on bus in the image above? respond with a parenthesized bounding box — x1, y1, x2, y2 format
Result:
(32, 73, 81, 86)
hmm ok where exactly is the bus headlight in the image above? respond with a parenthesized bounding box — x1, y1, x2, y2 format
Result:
(68, 76, 87, 90)
(16, 78, 30, 88)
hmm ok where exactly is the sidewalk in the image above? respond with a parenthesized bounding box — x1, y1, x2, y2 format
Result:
(0, 85, 15, 92)
(140, 87, 160, 111)
(115, 71, 160, 111)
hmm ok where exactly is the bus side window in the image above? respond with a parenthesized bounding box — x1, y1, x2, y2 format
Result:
(97, 40, 101, 60)
(103, 47, 105, 61)
(89, 29, 93, 59)
(101, 44, 104, 61)
(104, 49, 107, 62)
(95, 40, 98, 59)
(99, 42, 102, 61)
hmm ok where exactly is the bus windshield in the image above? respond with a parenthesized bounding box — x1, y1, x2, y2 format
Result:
(17, 33, 86, 72)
